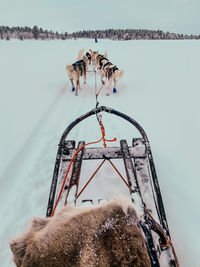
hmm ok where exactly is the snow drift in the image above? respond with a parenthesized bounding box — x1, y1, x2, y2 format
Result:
(10, 196, 150, 267)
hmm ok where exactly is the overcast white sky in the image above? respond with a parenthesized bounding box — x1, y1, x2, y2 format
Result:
(0, 0, 199, 34)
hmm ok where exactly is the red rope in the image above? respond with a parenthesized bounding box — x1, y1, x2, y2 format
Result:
(75, 159, 106, 201)
(51, 121, 116, 216)
(107, 159, 132, 192)
(96, 78, 108, 97)
(76, 158, 132, 202)
(51, 138, 102, 216)
(99, 120, 116, 147)
(96, 84, 104, 97)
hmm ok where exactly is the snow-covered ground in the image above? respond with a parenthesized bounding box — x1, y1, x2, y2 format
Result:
(0, 39, 200, 266)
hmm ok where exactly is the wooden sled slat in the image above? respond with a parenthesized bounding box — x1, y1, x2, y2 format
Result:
(69, 141, 85, 188)
(120, 139, 138, 193)
(56, 141, 76, 205)
(64, 141, 85, 205)
(62, 139, 146, 161)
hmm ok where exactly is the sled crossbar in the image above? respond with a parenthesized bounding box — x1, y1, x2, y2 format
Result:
(61, 139, 146, 161)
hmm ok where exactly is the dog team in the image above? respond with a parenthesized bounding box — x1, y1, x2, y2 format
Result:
(66, 49, 124, 96)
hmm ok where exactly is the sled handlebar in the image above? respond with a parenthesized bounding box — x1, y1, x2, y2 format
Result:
(60, 106, 148, 144)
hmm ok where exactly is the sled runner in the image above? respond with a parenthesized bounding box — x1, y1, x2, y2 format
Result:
(46, 106, 179, 267)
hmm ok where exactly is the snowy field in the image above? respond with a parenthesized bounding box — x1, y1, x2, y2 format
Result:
(0, 38, 200, 266)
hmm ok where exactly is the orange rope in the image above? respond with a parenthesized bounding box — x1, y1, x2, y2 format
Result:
(99, 120, 116, 147)
(96, 84, 104, 97)
(96, 78, 108, 97)
(75, 158, 132, 201)
(51, 121, 116, 216)
(107, 159, 133, 192)
(75, 159, 106, 201)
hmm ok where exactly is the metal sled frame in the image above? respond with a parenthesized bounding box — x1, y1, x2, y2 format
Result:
(46, 106, 179, 267)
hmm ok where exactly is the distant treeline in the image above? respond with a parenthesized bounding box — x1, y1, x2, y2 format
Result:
(1, 25, 200, 41)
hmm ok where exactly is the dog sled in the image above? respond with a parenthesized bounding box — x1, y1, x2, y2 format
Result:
(46, 105, 179, 267)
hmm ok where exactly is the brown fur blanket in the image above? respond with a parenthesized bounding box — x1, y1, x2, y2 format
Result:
(10, 196, 150, 267)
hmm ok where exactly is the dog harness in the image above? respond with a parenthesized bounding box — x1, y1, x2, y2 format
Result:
(96, 54, 105, 65)
(99, 57, 109, 69)
(100, 59, 119, 79)
(105, 65, 119, 79)
(72, 60, 86, 76)
(72, 52, 91, 76)
(96, 53, 119, 79)
(102, 61, 112, 70)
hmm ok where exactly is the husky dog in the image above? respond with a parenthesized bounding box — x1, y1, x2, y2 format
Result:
(90, 49, 124, 95)
(66, 49, 92, 96)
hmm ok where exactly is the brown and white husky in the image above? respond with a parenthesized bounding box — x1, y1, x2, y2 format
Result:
(66, 49, 91, 96)
(90, 49, 124, 95)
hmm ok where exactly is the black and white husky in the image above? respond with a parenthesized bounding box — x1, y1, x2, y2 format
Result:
(90, 49, 124, 95)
